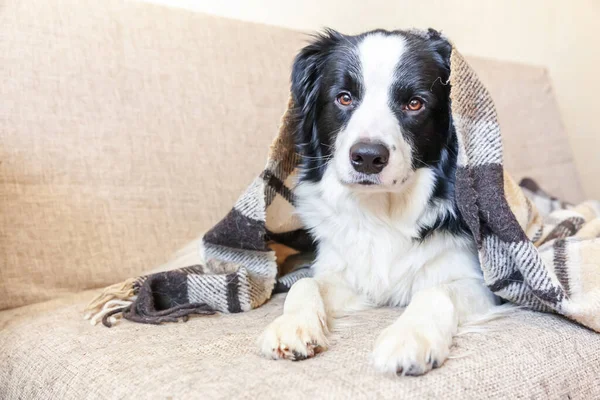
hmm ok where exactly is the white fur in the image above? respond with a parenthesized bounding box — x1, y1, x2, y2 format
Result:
(258, 32, 499, 376)
(296, 167, 481, 308)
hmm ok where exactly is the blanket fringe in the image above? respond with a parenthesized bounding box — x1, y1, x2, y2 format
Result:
(83, 278, 137, 325)
(123, 302, 216, 325)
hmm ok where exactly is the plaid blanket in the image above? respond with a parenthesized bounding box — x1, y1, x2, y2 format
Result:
(85, 42, 600, 332)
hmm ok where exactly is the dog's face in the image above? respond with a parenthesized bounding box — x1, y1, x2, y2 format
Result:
(292, 29, 453, 192)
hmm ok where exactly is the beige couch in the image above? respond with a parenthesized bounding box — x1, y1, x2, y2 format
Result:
(2, 0, 599, 398)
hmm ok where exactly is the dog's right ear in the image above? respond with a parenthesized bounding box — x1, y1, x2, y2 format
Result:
(426, 28, 451, 71)
(291, 29, 342, 112)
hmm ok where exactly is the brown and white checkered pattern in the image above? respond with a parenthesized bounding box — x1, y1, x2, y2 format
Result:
(451, 49, 600, 331)
(85, 98, 315, 326)
(86, 42, 600, 332)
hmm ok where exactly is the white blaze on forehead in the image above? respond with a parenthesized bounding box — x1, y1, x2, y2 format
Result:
(344, 32, 407, 143)
(358, 33, 407, 104)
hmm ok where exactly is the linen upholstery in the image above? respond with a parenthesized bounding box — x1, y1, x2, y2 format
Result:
(2, 294, 600, 399)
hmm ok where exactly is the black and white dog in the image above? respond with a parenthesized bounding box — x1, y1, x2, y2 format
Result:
(258, 29, 500, 376)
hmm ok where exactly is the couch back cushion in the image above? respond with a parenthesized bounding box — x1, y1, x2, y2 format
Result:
(0, 0, 584, 310)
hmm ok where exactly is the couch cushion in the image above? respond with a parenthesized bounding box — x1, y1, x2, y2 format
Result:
(1, 295, 599, 399)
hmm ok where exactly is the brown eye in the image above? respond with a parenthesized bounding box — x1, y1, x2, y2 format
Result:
(407, 98, 423, 111)
(336, 92, 353, 107)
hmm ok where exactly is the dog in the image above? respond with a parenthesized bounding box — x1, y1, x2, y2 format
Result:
(257, 28, 502, 376)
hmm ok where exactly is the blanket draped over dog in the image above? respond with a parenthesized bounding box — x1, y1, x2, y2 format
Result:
(85, 41, 600, 332)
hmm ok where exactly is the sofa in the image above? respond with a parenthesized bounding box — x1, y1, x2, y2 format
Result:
(1, 0, 599, 398)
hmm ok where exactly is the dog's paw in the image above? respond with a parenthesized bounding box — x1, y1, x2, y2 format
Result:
(258, 311, 328, 361)
(372, 322, 451, 376)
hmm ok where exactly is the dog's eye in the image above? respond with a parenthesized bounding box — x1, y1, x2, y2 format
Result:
(406, 98, 424, 111)
(336, 92, 353, 107)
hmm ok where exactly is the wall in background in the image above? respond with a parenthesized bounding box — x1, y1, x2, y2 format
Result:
(142, 0, 600, 198)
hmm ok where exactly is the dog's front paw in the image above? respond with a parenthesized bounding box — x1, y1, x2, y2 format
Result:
(372, 322, 452, 376)
(258, 311, 329, 361)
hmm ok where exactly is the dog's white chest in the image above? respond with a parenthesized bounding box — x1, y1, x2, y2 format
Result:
(295, 171, 467, 307)
(329, 218, 418, 305)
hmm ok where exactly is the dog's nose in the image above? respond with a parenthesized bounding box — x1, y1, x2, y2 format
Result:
(349, 142, 390, 174)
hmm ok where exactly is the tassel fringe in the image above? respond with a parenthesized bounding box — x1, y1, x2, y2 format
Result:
(83, 278, 137, 326)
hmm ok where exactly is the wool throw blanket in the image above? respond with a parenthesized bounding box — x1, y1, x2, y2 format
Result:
(85, 42, 600, 332)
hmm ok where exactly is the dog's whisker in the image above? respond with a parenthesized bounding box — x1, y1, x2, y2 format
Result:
(445, 145, 459, 159)
(297, 154, 333, 161)
(299, 160, 332, 173)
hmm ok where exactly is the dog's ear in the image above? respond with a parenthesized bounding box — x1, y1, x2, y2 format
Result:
(290, 29, 342, 178)
(426, 28, 451, 70)
(291, 29, 342, 111)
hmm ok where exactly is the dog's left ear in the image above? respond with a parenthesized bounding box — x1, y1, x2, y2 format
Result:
(291, 29, 343, 112)
(426, 28, 451, 70)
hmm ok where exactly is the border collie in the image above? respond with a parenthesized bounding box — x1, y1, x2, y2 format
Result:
(258, 28, 500, 376)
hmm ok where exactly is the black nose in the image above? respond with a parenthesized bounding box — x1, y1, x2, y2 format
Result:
(349, 142, 390, 174)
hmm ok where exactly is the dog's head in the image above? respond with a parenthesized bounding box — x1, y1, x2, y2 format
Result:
(291, 29, 454, 192)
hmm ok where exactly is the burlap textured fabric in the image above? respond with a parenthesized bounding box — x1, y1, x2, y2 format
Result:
(2, 293, 600, 399)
